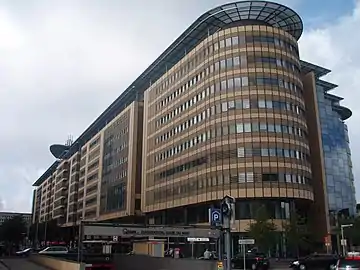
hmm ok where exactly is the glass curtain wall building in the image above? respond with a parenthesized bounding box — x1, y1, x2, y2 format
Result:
(316, 80, 355, 215)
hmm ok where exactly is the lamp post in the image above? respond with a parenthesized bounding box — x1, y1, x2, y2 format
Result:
(77, 217, 83, 262)
(341, 224, 353, 255)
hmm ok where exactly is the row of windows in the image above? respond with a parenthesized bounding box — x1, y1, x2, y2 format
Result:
(156, 126, 309, 161)
(158, 53, 300, 109)
(236, 147, 309, 161)
(156, 98, 305, 144)
(156, 75, 302, 128)
(155, 31, 299, 96)
(89, 137, 100, 149)
(149, 173, 310, 204)
(159, 157, 207, 179)
(157, 141, 310, 179)
(103, 142, 128, 159)
(105, 113, 129, 134)
(87, 160, 99, 172)
(103, 156, 128, 173)
(87, 172, 98, 182)
(102, 169, 128, 184)
(104, 129, 129, 145)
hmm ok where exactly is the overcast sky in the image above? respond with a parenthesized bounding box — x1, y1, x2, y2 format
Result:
(0, 0, 359, 212)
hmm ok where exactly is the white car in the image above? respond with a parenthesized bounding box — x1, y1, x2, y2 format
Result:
(39, 246, 68, 255)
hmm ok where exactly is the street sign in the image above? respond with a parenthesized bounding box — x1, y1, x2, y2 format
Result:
(341, 239, 347, 246)
(187, 237, 210, 242)
(209, 208, 222, 227)
(238, 239, 255, 245)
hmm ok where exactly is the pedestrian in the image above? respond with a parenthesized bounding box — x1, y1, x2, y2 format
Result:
(204, 249, 211, 259)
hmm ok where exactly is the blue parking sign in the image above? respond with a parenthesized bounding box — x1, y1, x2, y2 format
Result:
(209, 208, 222, 227)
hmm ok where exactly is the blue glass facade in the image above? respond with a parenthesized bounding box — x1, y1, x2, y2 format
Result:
(316, 82, 356, 215)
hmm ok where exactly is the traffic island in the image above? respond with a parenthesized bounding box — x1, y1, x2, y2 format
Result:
(29, 254, 85, 270)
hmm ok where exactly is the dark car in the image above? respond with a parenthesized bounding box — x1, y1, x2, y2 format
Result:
(290, 254, 339, 270)
(231, 252, 270, 270)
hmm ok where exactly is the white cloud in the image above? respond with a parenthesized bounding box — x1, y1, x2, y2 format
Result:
(299, 0, 360, 200)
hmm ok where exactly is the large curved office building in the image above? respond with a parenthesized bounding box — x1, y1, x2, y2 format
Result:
(32, 1, 355, 255)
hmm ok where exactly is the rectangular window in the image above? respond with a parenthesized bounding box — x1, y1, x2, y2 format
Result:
(258, 100, 266, 108)
(243, 99, 250, 109)
(259, 123, 267, 131)
(236, 123, 244, 133)
(241, 76, 249, 86)
(269, 148, 276, 157)
(228, 101, 235, 109)
(219, 40, 225, 48)
(233, 56, 240, 66)
(226, 58, 233, 68)
(261, 148, 269, 157)
(220, 59, 226, 69)
(234, 77, 241, 88)
(232, 36, 238, 45)
(266, 100, 273, 108)
(246, 173, 254, 182)
(237, 147, 245, 158)
(221, 80, 227, 90)
(252, 122, 259, 132)
(225, 38, 232, 47)
(238, 173, 246, 183)
(228, 78, 234, 89)
(244, 123, 251, 132)
(240, 55, 247, 67)
(235, 100, 242, 109)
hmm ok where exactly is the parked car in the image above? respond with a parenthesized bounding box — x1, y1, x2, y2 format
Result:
(231, 252, 270, 270)
(290, 254, 339, 270)
(334, 255, 360, 270)
(39, 246, 68, 255)
(15, 248, 32, 257)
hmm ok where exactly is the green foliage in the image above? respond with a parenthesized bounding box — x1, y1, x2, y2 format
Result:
(246, 205, 277, 253)
(28, 219, 64, 243)
(284, 214, 314, 256)
(0, 215, 27, 244)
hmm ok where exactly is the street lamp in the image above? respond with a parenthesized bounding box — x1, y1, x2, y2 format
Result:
(341, 224, 353, 255)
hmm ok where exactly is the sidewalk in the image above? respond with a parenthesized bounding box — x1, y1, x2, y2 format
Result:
(0, 258, 49, 269)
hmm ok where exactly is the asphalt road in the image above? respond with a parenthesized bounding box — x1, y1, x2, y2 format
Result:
(0, 258, 49, 269)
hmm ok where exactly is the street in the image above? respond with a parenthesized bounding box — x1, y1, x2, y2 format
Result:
(0, 258, 49, 269)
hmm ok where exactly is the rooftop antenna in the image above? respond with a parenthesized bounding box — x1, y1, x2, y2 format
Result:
(65, 135, 73, 147)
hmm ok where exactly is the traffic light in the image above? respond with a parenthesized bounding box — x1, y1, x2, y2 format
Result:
(221, 200, 231, 217)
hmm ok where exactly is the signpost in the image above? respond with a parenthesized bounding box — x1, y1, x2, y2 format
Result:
(221, 196, 235, 270)
(238, 239, 255, 270)
(209, 208, 222, 227)
(238, 239, 255, 245)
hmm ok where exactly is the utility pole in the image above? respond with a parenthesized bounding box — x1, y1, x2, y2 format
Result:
(341, 224, 353, 255)
(221, 196, 235, 270)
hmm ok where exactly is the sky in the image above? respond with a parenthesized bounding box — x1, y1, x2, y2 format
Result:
(0, 0, 359, 213)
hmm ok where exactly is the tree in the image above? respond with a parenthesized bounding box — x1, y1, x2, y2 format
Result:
(246, 205, 277, 253)
(284, 214, 314, 257)
(0, 215, 27, 246)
